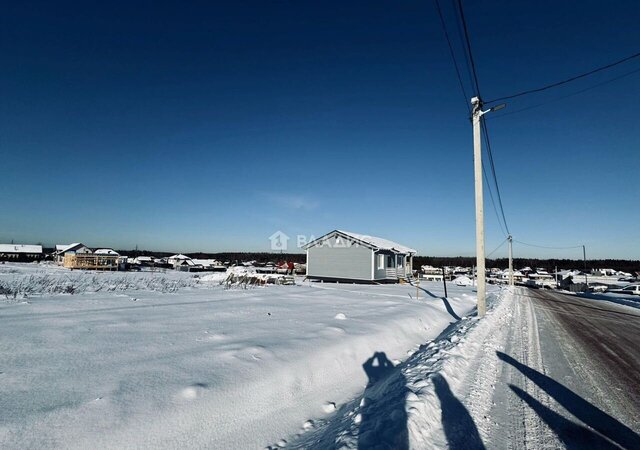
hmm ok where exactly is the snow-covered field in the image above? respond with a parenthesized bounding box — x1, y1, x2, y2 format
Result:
(0, 263, 491, 449)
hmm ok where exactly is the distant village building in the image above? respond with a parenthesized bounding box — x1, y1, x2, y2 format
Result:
(192, 259, 224, 270)
(168, 254, 191, 266)
(134, 256, 153, 264)
(63, 253, 118, 270)
(54, 243, 92, 265)
(174, 258, 197, 271)
(303, 230, 415, 283)
(94, 248, 120, 256)
(0, 244, 44, 262)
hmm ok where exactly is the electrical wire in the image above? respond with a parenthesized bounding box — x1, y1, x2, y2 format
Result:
(434, 0, 470, 110)
(513, 239, 583, 250)
(486, 237, 508, 258)
(481, 118, 510, 235)
(454, 0, 481, 97)
(485, 51, 640, 104)
(432, 0, 508, 238)
(449, 0, 511, 238)
(489, 66, 640, 120)
(451, 0, 476, 97)
(482, 165, 507, 237)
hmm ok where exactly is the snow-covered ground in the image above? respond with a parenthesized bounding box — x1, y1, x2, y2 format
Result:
(288, 285, 640, 449)
(288, 285, 512, 448)
(0, 263, 492, 449)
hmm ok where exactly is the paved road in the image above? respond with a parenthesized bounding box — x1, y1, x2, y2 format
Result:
(489, 288, 640, 449)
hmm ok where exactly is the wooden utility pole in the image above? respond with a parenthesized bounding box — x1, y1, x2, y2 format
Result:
(508, 235, 514, 286)
(442, 267, 448, 298)
(583, 245, 588, 286)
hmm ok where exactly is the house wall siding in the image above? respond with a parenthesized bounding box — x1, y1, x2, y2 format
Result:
(307, 235, 373, 280)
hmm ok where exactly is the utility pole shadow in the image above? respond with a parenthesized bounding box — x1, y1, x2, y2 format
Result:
(409, 281, 461, 321)
(497, 351, 640, 449)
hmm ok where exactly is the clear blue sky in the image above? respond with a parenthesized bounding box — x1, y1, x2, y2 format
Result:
(1, 1, 638, 258)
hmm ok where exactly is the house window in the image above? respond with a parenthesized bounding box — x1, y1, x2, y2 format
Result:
(377, 254, 384, 269)
(397, 255, 403, 268)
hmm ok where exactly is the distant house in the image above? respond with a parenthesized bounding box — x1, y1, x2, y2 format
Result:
(94, 248, 120, 256)
(54, 243, 92, 265)
(192, 259, 224, 271)
(303, 230, 416, 283)
(174, 258, 198, 271)
(63, 253, 118, 270)
(0, 244, 44, 262)
(132, 256, 154, 266)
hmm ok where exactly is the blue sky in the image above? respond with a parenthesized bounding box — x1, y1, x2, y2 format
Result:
(1, 1, 638, 258)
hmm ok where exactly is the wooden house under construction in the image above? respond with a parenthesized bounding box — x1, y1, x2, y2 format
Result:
(63, 253, 119, 270)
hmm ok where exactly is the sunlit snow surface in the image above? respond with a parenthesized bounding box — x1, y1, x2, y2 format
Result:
(0, 263, 491, 449)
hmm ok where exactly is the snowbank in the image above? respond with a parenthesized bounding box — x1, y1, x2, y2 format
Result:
(453, 275, 473, 286)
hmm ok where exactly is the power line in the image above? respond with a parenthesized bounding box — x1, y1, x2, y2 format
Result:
(485, 51, 640, 104)
(433, 0, 470, 110)
(450, 0, 476, 97)
(454, 0, 481, 97)
(450, 0, 510, 240)
(487, 237, 508, 258)
(489, 66, 640, 120)
(513, 239, 583, 250)
(481, 118, 510, 235)
(432, 0, 508, 238)
(482, 164, 507, 237)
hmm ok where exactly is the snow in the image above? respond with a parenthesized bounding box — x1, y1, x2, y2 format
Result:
(0, 244, 42, 254)
(0, 263, 487, 449)
(55, 243, 86, 254)
(453, 275, 473, 286)
(307, 230, 416, 254)
(337, 230, 416, 254)
(94, 249, 119, 255)
(575, 291, 640, 309)
(287, 287, 512, 449)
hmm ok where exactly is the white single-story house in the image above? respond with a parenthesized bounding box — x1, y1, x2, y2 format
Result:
(0, 244, 44, 262)
(303, 230, 416, 283)
(53, 243, 92, 264)
(168, 254, 191, 266)
(174, 258, 198, 271)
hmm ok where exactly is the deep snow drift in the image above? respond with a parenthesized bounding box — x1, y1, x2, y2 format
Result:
(0, 263, 492, 449)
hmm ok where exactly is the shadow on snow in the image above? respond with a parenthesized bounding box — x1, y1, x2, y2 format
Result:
(497, 351, 640, 449)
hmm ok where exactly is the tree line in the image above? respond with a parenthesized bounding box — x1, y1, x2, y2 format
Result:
(413, 256, 639, 273)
